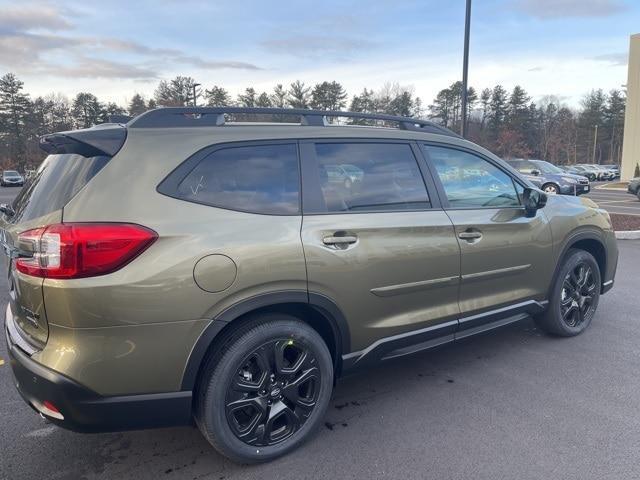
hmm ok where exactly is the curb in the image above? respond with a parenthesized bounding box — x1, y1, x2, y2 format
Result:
(615, 230, 640, 240)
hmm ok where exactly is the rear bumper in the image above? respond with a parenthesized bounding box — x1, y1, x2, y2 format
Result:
(5, 314, 193, 433)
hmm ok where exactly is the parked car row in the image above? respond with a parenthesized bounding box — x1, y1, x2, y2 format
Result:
(506, 159, 590, 195)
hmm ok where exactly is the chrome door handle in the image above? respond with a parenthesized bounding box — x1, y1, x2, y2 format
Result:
(322, 235, 358, 246)
(458, 231, 482, 241)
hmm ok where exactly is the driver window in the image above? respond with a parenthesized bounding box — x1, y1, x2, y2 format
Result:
(424, 145, 520, 208)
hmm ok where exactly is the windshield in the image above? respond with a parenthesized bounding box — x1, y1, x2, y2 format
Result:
(4, 170, 19, 176)
(531, 160, 563, 174)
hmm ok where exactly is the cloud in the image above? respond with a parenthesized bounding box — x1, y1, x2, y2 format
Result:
(0, 5, 73, 32)
(262, 34, 374, 60)
(0, 10, 261, 79)
(592, 52, 628, 66)
(512, 0, 627, 18)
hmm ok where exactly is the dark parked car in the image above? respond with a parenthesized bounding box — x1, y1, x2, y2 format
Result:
(507, 159, 590, 195)
(1, 170, 24, 187)
(628, 177, 640, 200)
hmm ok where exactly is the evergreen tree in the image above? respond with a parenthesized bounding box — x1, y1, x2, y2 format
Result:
(204, 86, 231, 107)
(310, 81, 347, 111)
(154, 76, 197, 106)
(256, 92, 272, 107)
(0, 73, 31, 169)
(72, 92, 103, 129)
(128, 94, 148, 116)
(237, 88, 257, 107)
(487, 85, 509, 139)
(287, 80, 311, 109)
(270, 84, 287, 108)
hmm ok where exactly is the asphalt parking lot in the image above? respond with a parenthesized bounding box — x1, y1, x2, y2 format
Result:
(0, 182, 639, 479)
(586, 184, 640, 216)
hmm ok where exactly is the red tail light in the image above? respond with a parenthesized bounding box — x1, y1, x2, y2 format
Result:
(16, 223, 157, 279)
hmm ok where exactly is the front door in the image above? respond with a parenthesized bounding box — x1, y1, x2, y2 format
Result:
(422, 145, 554, 333)
(300, 140, 461, 365)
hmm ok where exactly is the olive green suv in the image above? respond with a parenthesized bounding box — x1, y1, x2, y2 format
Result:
(3, 108, 618, 463)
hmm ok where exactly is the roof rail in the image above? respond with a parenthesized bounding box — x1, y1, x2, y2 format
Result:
(127, 107, 458, 137)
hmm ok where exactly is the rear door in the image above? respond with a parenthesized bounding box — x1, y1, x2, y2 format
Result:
(1, 153, 111, 351)
(300, 140, 461, 364)
(421, 145, 553, 334)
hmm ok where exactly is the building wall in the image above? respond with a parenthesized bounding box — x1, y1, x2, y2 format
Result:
(621, 33, 640, 180)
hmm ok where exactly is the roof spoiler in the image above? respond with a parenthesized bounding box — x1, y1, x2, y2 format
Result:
(39, 124, 127, 157)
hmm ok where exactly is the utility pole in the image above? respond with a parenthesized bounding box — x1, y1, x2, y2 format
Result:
(460, 0, 472, 138)
(192, 83, 201, 107)
(592, 124, 598, 163)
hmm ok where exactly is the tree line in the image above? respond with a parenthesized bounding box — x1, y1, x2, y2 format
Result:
(0, 72, 625, 171)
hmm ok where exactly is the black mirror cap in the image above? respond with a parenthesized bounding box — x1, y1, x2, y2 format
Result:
(523, 187, 547, 217)
(530, 169, 541, 176)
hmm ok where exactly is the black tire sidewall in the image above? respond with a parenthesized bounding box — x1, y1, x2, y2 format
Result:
(549, 250, 601, 335)
(199, 315, 334, 463)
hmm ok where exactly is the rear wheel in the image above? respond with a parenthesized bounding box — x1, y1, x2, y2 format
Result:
(535, 249, 601, 336)
(542, 183, 560, 195)
(195, 314, 334, 464)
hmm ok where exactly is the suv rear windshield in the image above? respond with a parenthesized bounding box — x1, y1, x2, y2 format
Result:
(11, 154, 110, 223)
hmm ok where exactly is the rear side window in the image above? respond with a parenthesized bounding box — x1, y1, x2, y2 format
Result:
(170, 144, 300, 215)
(314, 143, 430, 212)
(11, 154, 110, 223)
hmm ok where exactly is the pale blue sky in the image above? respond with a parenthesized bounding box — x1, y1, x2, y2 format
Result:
(0, 0, 637, 106)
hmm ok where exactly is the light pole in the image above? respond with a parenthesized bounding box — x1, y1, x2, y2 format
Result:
(192, 83, 201, 107)
(460, 0, 472, 138)
(592, 124, 598, 163)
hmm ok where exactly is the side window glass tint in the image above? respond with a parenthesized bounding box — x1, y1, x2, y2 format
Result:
(314, 143, 430, 212)
(176, 144, 300, 214)
(424, 146, 520, 208)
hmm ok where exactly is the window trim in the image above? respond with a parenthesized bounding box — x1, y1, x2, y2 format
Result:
(300, 138, 441, 215)
(156, 139, 303, 216)
(419, 142, 529, 211)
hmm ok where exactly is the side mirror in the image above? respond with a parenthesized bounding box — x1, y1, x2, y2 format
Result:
(0, 203, 14, 217)
(530, 169, 541, 176)
(522, 188, 547, 218)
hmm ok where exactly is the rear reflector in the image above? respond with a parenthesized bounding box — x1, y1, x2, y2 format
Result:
(36, 400, 64, 420)
(16, 223, 157, 279)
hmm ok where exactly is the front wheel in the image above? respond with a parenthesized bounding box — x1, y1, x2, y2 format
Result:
(195, 314, 334, 464)
(542, 183, 560, 195)
(535, 249, 601, 336)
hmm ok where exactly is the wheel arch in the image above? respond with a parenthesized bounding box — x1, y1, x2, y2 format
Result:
(549, 230, 607, 298)
(180, 291, 351, 391)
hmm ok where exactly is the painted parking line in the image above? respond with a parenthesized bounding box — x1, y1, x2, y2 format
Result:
(594, 200, 640, 205)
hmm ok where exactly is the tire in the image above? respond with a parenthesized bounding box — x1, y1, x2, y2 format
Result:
(542, 183, 560, 195)
(195, 314, 334, 464)
(535, 249, 601, 336)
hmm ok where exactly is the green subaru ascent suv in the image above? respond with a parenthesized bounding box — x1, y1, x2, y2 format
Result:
(3, 108, 617, 463)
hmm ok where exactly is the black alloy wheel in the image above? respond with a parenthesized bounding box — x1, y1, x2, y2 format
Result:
(560, 262, 597, 328)
(225, 339, 321, 446)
